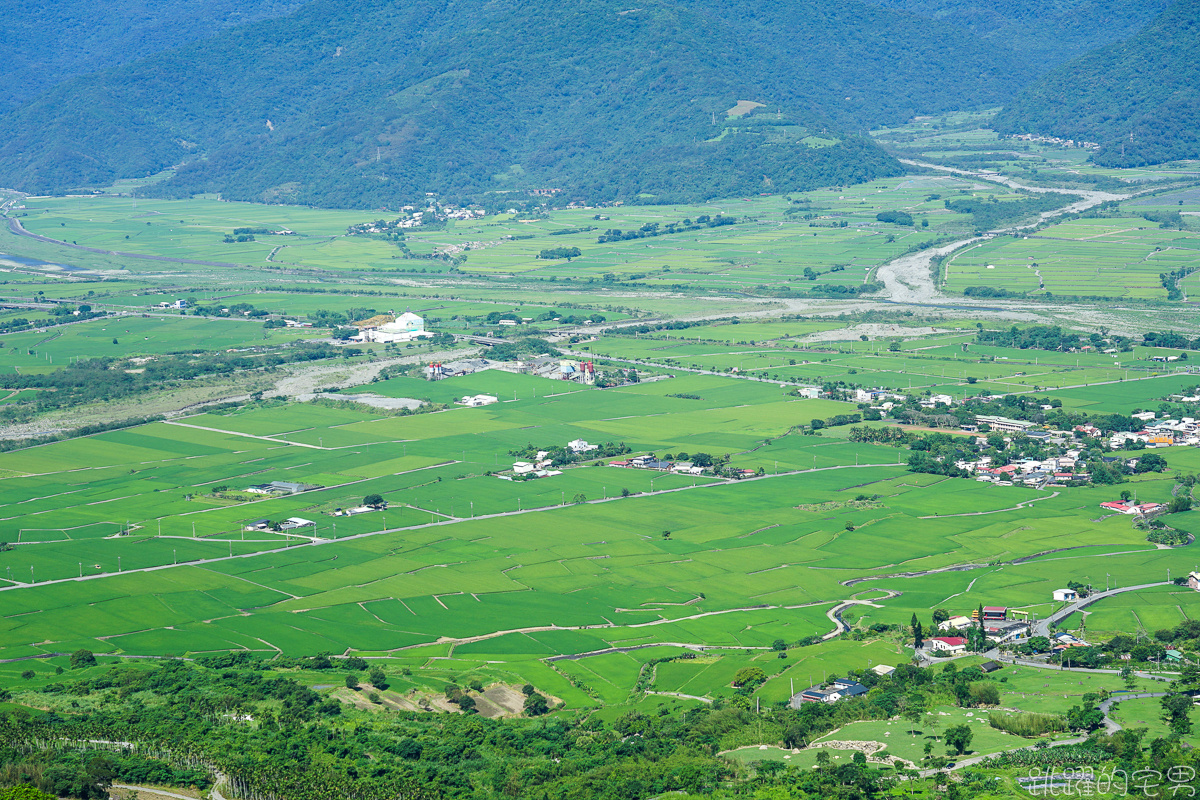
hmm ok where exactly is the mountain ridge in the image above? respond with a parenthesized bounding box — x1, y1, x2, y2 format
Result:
(0, 0, 1033, 206)
(0, 0, 306, 115)
(994, 0, 1200, 167)
(869, 0, 1168, 68)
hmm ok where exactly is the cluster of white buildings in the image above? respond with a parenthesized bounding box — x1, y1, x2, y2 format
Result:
(930, 607, 1030, 649)
(971, 414, 1036, 434)
(1099, 500, 1164, 516)
(354, 206, 485, 232)
(457, 394, 498, 407)
(502, 440, 603, 480)
(510, 461, 562, 479)
(244, 480, 321, 495)
(608, 454, 707, 475)
(1005, 133, 1100, 150)
(1111, 416, 1200, 448)
(353, 312, 434, 344)
(513, 357, 597, 384)
(425, 359, 493, 380)
(960, 442, 1093, 487)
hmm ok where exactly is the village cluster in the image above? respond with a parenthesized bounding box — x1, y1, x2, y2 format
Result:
(346, 204, 486, 234)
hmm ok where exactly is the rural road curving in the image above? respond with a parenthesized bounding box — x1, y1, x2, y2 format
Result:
(1032, 582, 1173, 637)
(5, 216, 247, 270)
(823, 590, 901, 640)
(1097, 691, 1170, 734)
(913, 689, 1172, 777)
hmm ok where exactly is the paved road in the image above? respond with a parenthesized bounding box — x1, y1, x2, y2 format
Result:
(1033, 582, 1173, 637)
(997, 656, 1172, 681)
(913, 690, 1169, 778)
(1098, 691, 1170, 734)
(111, 785, 198, 800)
(163, 420, 331, 450)
(5, 216, 248, 270)
(824, 590, 901, 640)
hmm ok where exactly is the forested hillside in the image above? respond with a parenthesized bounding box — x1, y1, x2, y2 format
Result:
(871, 0, 1167, 67)
(0, 0, 1028, 207)
(994, 0, 1200, 166)
(0, 0, 304, 115)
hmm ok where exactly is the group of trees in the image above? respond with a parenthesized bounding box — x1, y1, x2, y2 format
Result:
(484, 336, 557, 362)
(507, 441, 631, 467)
(0, 343, 342, 414)
(3, 648, 1197, 800)
(875, 210, 913, 226)
(1143, 330, 1200, 351)
(536, 247, 581, 261)
(0, 307, 105, 335)
(976, 324, 1132, 353)
(943, 192, 1075, 232)
(809, 413, 862, 430)
(193, 301, 269, 318)
(595, 215, 737, 244)
(1159, 265, 1199, 300)
(1053, 621, 1200, 669)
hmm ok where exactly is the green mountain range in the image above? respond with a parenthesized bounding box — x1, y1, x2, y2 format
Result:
(994, 0, 1200, 166)
(0, 0, 1030, 207)
(0, 0, 304, 115)
(871, 0, 1168, 67)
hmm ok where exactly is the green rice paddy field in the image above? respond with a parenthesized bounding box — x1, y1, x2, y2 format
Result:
(943, 220, 1200, 300)
(0, 362, 1196, 710)
(10, 176, 990, 292)
(576, 333, 1200, 412)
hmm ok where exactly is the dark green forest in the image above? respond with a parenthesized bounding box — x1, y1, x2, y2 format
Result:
(994, 0, 1200, 166)
(0, 0, 304, 115)
(2, 657, 1196, 800)
(870, 0, 1167, 67)
(0, 0, 1025, 207)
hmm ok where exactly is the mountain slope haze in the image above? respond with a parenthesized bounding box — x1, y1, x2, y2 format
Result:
(994, 0, 1200, 166)
(0, 0, 1032, 206)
